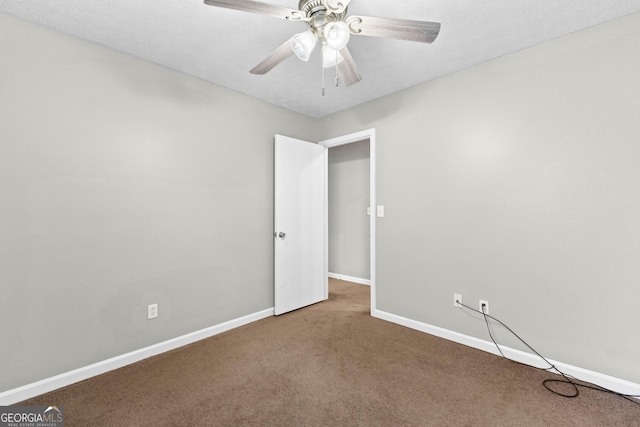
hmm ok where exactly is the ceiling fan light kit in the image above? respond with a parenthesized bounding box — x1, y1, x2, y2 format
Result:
(203, 0, 440, 91)
(322, 46, 344, 68)
(290, 30, 317, 61)
(323, 21, 350, 51)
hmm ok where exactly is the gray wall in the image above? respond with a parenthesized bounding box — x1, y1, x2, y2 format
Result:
(328, 140, 370, 280)
(0, 13, 316, 392)
(3, 9, 640, 393)
(318, 12, 640, 383)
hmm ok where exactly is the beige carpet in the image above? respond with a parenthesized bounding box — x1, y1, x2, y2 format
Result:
(19, 279, 639, 426)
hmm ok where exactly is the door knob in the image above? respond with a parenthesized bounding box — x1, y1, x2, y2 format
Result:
(278, 232, 286, 239)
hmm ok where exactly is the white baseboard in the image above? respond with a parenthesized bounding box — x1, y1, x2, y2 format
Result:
(0, 308, 274, 405)
(372, 308, 640, 398)
(328, 272, 371, 286)
(5, 306, 637, 405)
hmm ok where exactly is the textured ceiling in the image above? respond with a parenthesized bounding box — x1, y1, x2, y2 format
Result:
(3, 0, 640, 117)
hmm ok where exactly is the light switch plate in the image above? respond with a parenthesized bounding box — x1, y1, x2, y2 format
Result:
(377, 206, 385, 217)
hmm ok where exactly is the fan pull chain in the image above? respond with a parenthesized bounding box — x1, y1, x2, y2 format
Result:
(321, 61, 325, 96)
(335, 50, 339, 87)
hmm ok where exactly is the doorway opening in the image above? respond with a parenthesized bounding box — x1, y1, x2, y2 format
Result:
(319, 129, 376, 313)
(327, 139, 369, 286)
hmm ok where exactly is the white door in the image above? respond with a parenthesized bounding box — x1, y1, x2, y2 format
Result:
(274, 134, 327, 315)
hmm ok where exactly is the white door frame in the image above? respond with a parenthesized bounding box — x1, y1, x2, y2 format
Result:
(319, 128, 376, 313)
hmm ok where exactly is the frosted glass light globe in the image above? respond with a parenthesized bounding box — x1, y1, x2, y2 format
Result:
(323, 21, 350, 51)
(290, 30, 317, 61)
(322, 46, 345, 68)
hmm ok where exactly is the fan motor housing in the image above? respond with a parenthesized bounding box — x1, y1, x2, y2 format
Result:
(299, 0, 347, 20)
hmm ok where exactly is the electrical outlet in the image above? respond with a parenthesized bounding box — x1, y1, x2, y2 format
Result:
(479, 300, 489, 315)
(454, 294, 462, 308)
(148, 303, 158, 320)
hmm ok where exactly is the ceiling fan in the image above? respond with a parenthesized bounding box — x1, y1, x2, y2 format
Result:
(203, 0, 440, 89)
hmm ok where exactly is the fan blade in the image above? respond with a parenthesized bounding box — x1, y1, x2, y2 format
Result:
(250, 38, 295, 75)
(336, 46, 361, 87)
(346, 15, 440, 43)
(203, 0, 305, 21)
